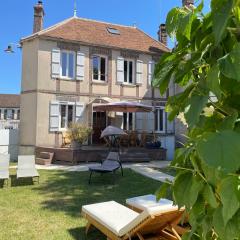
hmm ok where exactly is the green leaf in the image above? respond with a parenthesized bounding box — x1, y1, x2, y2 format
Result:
(206, 65, 221, 99)
(213, 206, 225, 237)
(219, 176, 240, 226)
(197, 130, 240, 173)
(173, 171, 204, 210)
(211, 0, 234, 44)
(189, 196, 205, 226)
(203, 184, 218, 208)
(184, 95, 208, 128)
(155, 182, 171, 201)
(218, 43, 240, 82)
(218, 111, 238, 130)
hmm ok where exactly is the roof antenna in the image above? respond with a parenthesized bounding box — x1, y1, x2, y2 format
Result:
(74, 0, 77, 17)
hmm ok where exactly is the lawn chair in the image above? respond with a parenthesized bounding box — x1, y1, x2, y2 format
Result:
(17, 155, 39, 183)
(0, 153, 10, 186)
(88, 152, 123, 184)
(82, 200, 186, 240)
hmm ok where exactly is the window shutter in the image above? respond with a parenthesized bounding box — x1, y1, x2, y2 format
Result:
(51, 48, 60, 79)
(147, 112, 155, 132)
(117, 57, 124, 83)
(76, 52, 85, 81)
(75, 103, 85, 123)
(49, 101, 59, 132)
(136, 60, 143, 84)
(148, 61, 155, 85)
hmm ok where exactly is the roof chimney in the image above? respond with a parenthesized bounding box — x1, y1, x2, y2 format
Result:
(33, 1, 44, 33)
(182, 0, 194, 7)
(158, 24, 167, 46)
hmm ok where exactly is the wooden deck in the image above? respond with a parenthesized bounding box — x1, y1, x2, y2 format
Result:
(35, 145, 167, 165)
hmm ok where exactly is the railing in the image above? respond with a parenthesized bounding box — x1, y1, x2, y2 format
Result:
(0, 120, 20, 129)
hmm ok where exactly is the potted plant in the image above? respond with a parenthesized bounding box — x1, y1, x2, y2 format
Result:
(67, 123, 92, 149)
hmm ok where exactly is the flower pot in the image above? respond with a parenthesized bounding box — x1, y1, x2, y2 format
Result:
(71, 141, 81, 149)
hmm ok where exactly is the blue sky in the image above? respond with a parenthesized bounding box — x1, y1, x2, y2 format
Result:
(0, 0, 210, 94)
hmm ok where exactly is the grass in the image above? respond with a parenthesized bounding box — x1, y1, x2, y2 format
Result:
(0, 168, 161, 240)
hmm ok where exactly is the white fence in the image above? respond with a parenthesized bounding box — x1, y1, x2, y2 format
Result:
(0, 129, 19, 160)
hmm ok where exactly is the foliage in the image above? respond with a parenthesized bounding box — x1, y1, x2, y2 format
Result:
(153, 0, 240, 239)
(66, 123, 92, 144)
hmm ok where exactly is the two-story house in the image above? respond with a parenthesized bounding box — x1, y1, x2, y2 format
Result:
(19, 1, 176, 159)
(0, 94, 20, 129)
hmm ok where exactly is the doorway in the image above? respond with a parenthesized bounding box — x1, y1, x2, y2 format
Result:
(92, 111, 107, 144)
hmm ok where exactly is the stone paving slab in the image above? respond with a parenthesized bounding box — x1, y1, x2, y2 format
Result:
(10, 161, 173, 183)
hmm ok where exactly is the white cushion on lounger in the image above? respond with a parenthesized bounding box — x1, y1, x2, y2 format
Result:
(82, 201, 142, 236)
(82, 200, 179, 237)
(126, 194, 174, 211)
(17, 169, 39, 178)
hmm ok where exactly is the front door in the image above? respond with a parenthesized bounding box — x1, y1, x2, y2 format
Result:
(92, 111, 107, 144)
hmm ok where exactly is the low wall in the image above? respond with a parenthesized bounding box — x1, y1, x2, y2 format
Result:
(0, 129, 19, 160)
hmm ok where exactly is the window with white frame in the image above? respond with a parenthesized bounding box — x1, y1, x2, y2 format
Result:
(60, 51, 75, 79)
(124, 60, 134, 84)
(123, 112, 135, 131)
(60, 104, 74, 129)
(155, 107, 165, 133)
(4, 109, 14, 120)
(92, 55, 107, 81)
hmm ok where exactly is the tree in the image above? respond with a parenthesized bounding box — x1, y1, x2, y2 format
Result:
(153, 0, 240, 239)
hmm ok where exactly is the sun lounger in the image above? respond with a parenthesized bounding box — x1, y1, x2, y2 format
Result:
(0, 154, 10, 186)
(88, 152, 123, 184)
(17, 155, 39, 183)
(82, 200, 186, 240)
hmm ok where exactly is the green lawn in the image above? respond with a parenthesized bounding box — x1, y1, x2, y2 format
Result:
(0, 169, 161, 240)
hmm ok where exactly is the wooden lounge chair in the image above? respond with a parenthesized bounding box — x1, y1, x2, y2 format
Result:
(17, 155, 40, 183)
(0, 154, 10, 186)
(88, 152, 123, 184)
(82, 201, 186, 240)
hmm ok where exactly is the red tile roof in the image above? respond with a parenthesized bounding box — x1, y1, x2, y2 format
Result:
(22, 17, 169, 54)
(0, 94, 20, 108)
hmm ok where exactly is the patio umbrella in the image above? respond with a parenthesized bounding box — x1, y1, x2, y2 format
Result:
(93, 101, 153, 113)
(101, 126, 127, 138)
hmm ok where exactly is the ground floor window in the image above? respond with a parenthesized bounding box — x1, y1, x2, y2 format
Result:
(155, 107, 165, 133)
(60, 104, 74, 129)
(123, 112, 135, 131)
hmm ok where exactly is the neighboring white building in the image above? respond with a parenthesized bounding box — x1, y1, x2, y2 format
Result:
(0, 94, 20, 129)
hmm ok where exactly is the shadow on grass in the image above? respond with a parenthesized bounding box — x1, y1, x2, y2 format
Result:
(10, 175, 37, 187)
(68, 226, 104, 240)
(34, 169, 161, 219)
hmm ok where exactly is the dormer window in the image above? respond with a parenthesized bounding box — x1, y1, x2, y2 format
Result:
(107, 27, 120, 35)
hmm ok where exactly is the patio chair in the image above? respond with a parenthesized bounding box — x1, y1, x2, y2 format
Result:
(0, 154, 10, 186)
(82, 200, 186, 240)
(88, 152, 123, 184)
(17, 155, 39, 183)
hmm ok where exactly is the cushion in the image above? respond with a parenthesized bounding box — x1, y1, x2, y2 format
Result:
(82, 201, 140, 236)
(17, 168, 39, 178)
(126, 194, 174, 211)
(0, 170, 9, 179)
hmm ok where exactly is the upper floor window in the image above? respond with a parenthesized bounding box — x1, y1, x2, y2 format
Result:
(92, 56, 107, 81)
(124, 60, 134, 84)
(17, 109, 20, 120)
(4, 109, 14, 120)
(60, 51, 75, 79)
(155, 107, 165, 133)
